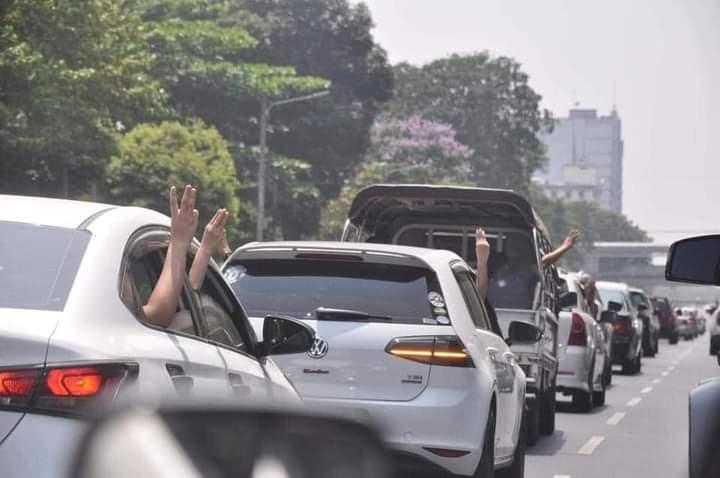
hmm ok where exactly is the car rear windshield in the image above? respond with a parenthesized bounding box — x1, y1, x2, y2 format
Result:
(225, 259, 445, 324)
(651, 298, 669, 313)
(597, 288, 627, 311)
(629, 292, 649, 308)
(0, 221, 90, 311)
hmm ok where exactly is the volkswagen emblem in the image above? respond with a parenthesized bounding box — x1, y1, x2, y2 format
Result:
(308, 336, 329, 359)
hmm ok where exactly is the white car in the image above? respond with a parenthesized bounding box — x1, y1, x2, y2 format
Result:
(556, 272, 609, 411)
(0, 195, 311, 478)
(223, 241, 535, 478)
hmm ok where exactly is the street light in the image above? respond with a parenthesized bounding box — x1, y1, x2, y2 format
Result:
(256, 89, 330, 241)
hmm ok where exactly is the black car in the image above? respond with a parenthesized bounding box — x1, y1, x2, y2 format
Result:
(651, 296, 679, 344)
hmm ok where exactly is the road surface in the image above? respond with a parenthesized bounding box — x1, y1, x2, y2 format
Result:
(527, 334, 714, 478)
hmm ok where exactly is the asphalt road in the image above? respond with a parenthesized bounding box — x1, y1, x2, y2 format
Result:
(526, 333, 715, 478)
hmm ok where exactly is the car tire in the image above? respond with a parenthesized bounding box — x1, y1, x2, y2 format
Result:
(540, 386, 556, 436)
(654, 336, 660, 355)
(635, 353, 642, 374)
(473, 406, 496, 478)
(670, 334, 679, 345)
(572, 370, 594, 412)
(604, 364, 613, 386)
(622, 358, 634, 375)
(526, 400, 540, 447)
(497, 413, 526, 478)
(593, 388, 606, 407)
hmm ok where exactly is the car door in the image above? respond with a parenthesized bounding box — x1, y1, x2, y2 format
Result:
(451, 263, 520, 461)
(190, 260, 274, 400)
(121, 230, 230, 398)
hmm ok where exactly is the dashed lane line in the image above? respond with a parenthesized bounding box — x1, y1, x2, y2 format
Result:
(641, 386, 653, 394)
(553, 475, 572, 478)
(662, 371, 669, 377)
(627, 397, 642, 407)
(606, 412, 626, 426)
(652, 378, 662, 384)
(577, 435, 606, 455)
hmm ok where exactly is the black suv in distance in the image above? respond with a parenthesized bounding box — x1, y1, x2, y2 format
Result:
(651, 296, 679, 344)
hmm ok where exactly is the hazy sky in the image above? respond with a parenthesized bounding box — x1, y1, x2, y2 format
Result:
(357, 0, 719, 243)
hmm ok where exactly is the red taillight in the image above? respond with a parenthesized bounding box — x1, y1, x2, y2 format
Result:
(613, 319, 633, 336)
(568, 313, 587, 346)
(0, 363, 137, 415)
(47, 367, 105, 397)
(386, 336, 474, 367)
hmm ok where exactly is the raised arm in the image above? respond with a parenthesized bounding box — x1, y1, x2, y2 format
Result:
(542, 229, 579, 266)
(475, 228, 491, 299)
(142, 185, 198, 327)
(189, 208, 229, 290)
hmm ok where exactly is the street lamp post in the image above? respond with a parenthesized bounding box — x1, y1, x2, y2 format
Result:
(256, 90, 330, 241)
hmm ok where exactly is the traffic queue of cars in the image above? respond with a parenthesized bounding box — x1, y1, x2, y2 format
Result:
(0, 186, 699, 478)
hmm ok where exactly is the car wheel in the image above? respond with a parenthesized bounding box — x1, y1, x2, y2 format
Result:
(473, 406, 495, 478)
(496, 413, 525, 478)
(604, 363, 613, 386)
(622, 358, 634, 375)
(635, 353, 642, 374)
(670, 334, 679, 345)
(572, 371, 594, 412)
(593, 388, 606, 407)
(540, 386, 556, 435)
(654, 336, 660, 355)
(526, 399, 540, 447)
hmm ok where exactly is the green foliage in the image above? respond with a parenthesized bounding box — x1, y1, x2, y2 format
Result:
(320, 116, 474, 239)
(234, 0, 394, 199)
(386, 54, 553, 193)
(106, 120, 244, 241)
(530, 186, 650, 268)
(0, 0, 168, 195)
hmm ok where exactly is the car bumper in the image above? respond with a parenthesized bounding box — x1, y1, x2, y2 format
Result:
(302, 387, 488, 476)
(0, 412, 87, 478)
(557, 347, 591, 393)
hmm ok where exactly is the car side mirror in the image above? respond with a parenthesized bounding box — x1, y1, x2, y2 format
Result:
(508, 321, 543, 345)
(607, 301, 623, 312)
(666, 235, 720, 285)
(260, 315, 315, 357)
(71, 403, 391, 478)
(600, 310, 616, 324)
(559, 291, 578, 310)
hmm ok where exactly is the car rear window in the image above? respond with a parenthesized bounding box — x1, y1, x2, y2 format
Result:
(597, 288, 627, 311)
(629, 292, 649, 308)
(225, 259, 446, 324)
(651, 298, 669, 313)
(0, 221, 90, 311)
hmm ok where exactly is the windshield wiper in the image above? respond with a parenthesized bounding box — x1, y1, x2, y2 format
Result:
(315, 307, 393, 322)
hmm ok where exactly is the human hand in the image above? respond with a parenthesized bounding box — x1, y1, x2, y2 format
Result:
(475, 228, 490, 265)
(562, 229, 580, 249)
(200, 208, 230, 254)
(169, 185, 199, 246)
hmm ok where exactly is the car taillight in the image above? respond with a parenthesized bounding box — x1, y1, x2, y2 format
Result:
(613, 319, 633, 336)
(0, 363, 137, 415)
(568, 313, 587, 346)
(386, 336, 474, 367)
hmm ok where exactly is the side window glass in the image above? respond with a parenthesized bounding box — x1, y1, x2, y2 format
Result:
(452, 266, 491, 330)
(195, 268, 249, 353)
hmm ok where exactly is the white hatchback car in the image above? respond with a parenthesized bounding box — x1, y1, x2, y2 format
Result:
(224, 241, 535, 478)
(0, 195, 311, 477)
(556, 272, 609, 411)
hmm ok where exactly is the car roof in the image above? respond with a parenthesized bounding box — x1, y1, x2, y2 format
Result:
(230, 240, 461, 268)
(596, 281, 630, 291)
(0, 194, 116, 229)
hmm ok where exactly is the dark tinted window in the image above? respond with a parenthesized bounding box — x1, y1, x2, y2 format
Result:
(0, 221, 89, 311)
(225, 259, 442, 324)
(629, 292, 649, 308)
(597, 288, 627, 311)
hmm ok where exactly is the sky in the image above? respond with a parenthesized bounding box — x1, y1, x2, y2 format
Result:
(355, 0, 720, 244)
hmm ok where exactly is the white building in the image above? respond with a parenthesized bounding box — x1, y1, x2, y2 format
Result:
(535, 108, 624, 213)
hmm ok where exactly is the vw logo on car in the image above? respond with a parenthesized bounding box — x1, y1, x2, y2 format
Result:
(308, 336, 329, 359)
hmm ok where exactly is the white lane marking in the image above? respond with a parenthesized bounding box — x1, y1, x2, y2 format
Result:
(627, 397, 642, 407)
(669, 365, 676, 371)
(662, 371, 669, 377)
(607, 412, 626, 426)
(652, 378, 662, 384)
(641, 386, 653, 394)
(553, 475, 572, 478)
(673, 360, 679, 365)
(577, 435, 606, 455)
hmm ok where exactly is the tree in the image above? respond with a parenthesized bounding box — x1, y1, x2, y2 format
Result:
(530, 186, 650, 268)
(320, 116, 473, 239)
(233, 0, 394, 199)
(0, 0, 168, 196)
(386, 54, 553, 193)
(106, 120, 245, 241)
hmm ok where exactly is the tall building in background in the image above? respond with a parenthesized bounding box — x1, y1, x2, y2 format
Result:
(534, 108, 624, 213)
